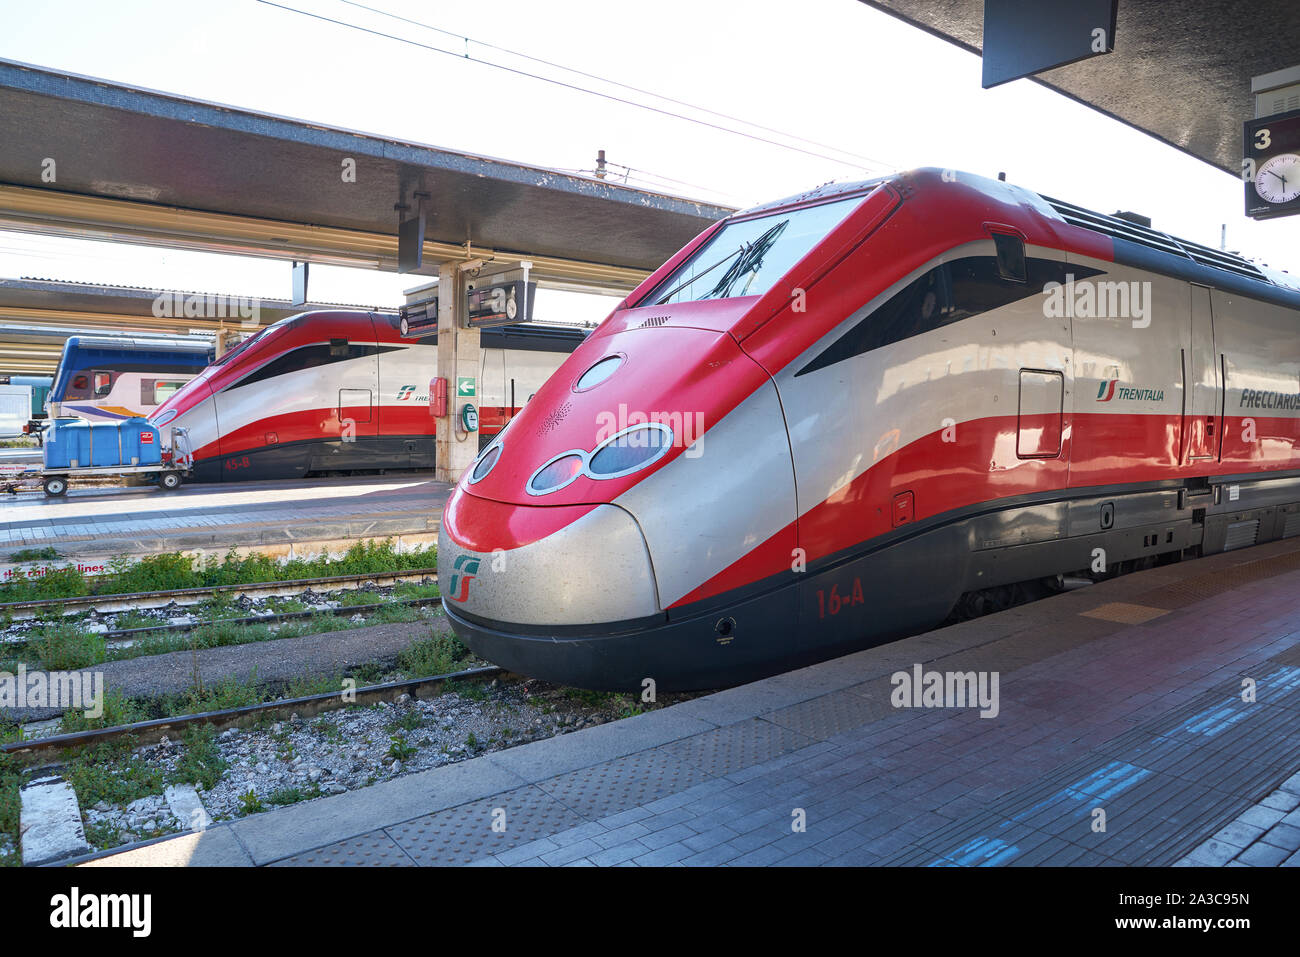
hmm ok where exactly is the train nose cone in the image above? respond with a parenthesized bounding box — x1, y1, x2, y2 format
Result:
(438, 498, 659, 631)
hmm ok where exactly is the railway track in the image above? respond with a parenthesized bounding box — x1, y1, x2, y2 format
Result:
(1, 594, 444, 652)
(2, 665, 505, 757)
(0, 567, 439, 620)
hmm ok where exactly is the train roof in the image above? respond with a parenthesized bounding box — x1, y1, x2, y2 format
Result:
(62, 335, 212, 353)
(730, 168, 1300, 311)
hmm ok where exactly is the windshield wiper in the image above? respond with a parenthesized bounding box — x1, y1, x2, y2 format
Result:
(652, 218, 791, 306)
(705, 219, 789, 300)
(653, 244, 746, 305)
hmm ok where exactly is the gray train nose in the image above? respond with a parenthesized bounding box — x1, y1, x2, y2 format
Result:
(438, 502, 659, 626)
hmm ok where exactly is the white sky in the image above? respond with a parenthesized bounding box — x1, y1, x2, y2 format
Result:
(0, 0, 1297, 326)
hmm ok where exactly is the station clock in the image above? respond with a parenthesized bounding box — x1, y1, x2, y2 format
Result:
(1245, 108, 1300, 219)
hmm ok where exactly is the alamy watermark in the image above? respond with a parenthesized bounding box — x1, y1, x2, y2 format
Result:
(152, 290, 261, 326)
(595, 404, 705, 457)
(890, 664, 1000, 718)
(0, 665, 103, 718)
(1042, 274, 1151, 328)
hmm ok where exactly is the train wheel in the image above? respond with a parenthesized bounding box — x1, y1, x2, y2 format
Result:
(157, 471, 183, 490)
(43, 477, 68, 497)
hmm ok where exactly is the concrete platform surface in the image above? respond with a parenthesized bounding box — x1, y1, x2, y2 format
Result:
(0, 474, 450, 561)
(78, 537, 1300, 867)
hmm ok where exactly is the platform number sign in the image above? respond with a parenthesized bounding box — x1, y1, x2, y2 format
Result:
(456, 377, 476, 398)
(1245, 109, 1300, 220)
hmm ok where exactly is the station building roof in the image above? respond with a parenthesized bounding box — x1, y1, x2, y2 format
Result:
(0, 58, 734, 292)
(858, 0, 1300, 175)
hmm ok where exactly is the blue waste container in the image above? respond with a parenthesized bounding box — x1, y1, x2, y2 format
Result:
(120, 417, 162, 466)
(89, 422, 122, 467)
(42, 417, 84, 469)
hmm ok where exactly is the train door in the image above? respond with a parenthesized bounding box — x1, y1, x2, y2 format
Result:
(1016, 370, 1064, 458)
(330, 328, 380, 467)
(1183, 285, 1221, 464)
(376, 336, 436, 468)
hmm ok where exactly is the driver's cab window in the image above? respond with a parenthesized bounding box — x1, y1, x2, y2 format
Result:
(93, 371, 113, 397)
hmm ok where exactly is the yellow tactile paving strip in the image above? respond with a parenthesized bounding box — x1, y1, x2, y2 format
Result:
(1079, 602, 1171, 624)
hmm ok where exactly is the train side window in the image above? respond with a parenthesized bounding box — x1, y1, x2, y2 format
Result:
(232, 342, 375, 388)
(798, 253, 1098, 378)
(865, 263, 965, 349)
(992, 233, 1027, 283)
(155, 380, 184, 403)
(141, 379, 185, 405)
(947, 257, 1025, 314)
(93, 371, 113, 396)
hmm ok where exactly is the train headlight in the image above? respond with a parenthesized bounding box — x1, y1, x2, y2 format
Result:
(587, 423, 673, 478)
(525, 423, 675, 496)
(573, 354, 623, 392)
(527, 452, 586, 496)
(468, 443, 502, 484)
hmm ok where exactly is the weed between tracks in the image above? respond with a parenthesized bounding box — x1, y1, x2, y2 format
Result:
(0, 592, 440, 673)
(0, 539, 437, 603)
(7, 546, 60, 563)
(0, 722, 20, 866)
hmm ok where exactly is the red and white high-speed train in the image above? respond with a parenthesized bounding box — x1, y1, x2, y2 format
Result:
(149, 310, 583, 482)
(439, 168, 1300, 691)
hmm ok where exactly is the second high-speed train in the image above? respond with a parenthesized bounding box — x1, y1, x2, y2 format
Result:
(438, 168, 1300, 691)
(149, 310, 584, 482)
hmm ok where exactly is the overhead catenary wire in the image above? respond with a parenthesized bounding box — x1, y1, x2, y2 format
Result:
(335, 0, 898, 173)
(253, 0, 897, 175)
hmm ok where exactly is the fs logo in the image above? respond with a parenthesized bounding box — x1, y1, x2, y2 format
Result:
(447, 554, 481, 601)
(1096, 380, 1117, 402)
(396, 385, 417, 401)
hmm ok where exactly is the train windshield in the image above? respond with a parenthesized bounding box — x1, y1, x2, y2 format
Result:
(213, 318, 292, 366)
(645, 194, 864, 306)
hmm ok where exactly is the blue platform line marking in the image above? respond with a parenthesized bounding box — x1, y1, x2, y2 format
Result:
(1170, 665, 1300, 737)
(1009, 761, 1152, 824)
(927, 836, 1019, 867)
(929, 762, 1150, 867)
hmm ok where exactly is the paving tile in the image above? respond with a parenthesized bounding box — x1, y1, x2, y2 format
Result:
(639, 823, 697, 851)
(728, 843, 791, 867)
(270, 830, 413, 867)
(586, 840, 651, 867)
(539, 838, 604, 867)
(493, 837, 561, 867)
(680, 842, 745, 866)
(592, 822, 652, 849)
(661, 718, 814, 777)
(632, 841, 692, 866)
(1237, 805, 1289, 830)
(681, 825, 739, 853)
(1260, 790, 1300, 812)
(1237, 841, 1292, 867)
(385, 786, 583, 866)
(537, 750, 711, 819)
(1212, 820, 1267, 848)
(1261, 821, 1300, 852)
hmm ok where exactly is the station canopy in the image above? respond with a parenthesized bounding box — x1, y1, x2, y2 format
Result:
(0, 278, 384, 375)
(859, 0, 1299, 175)
(0, 58, 734, 295)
